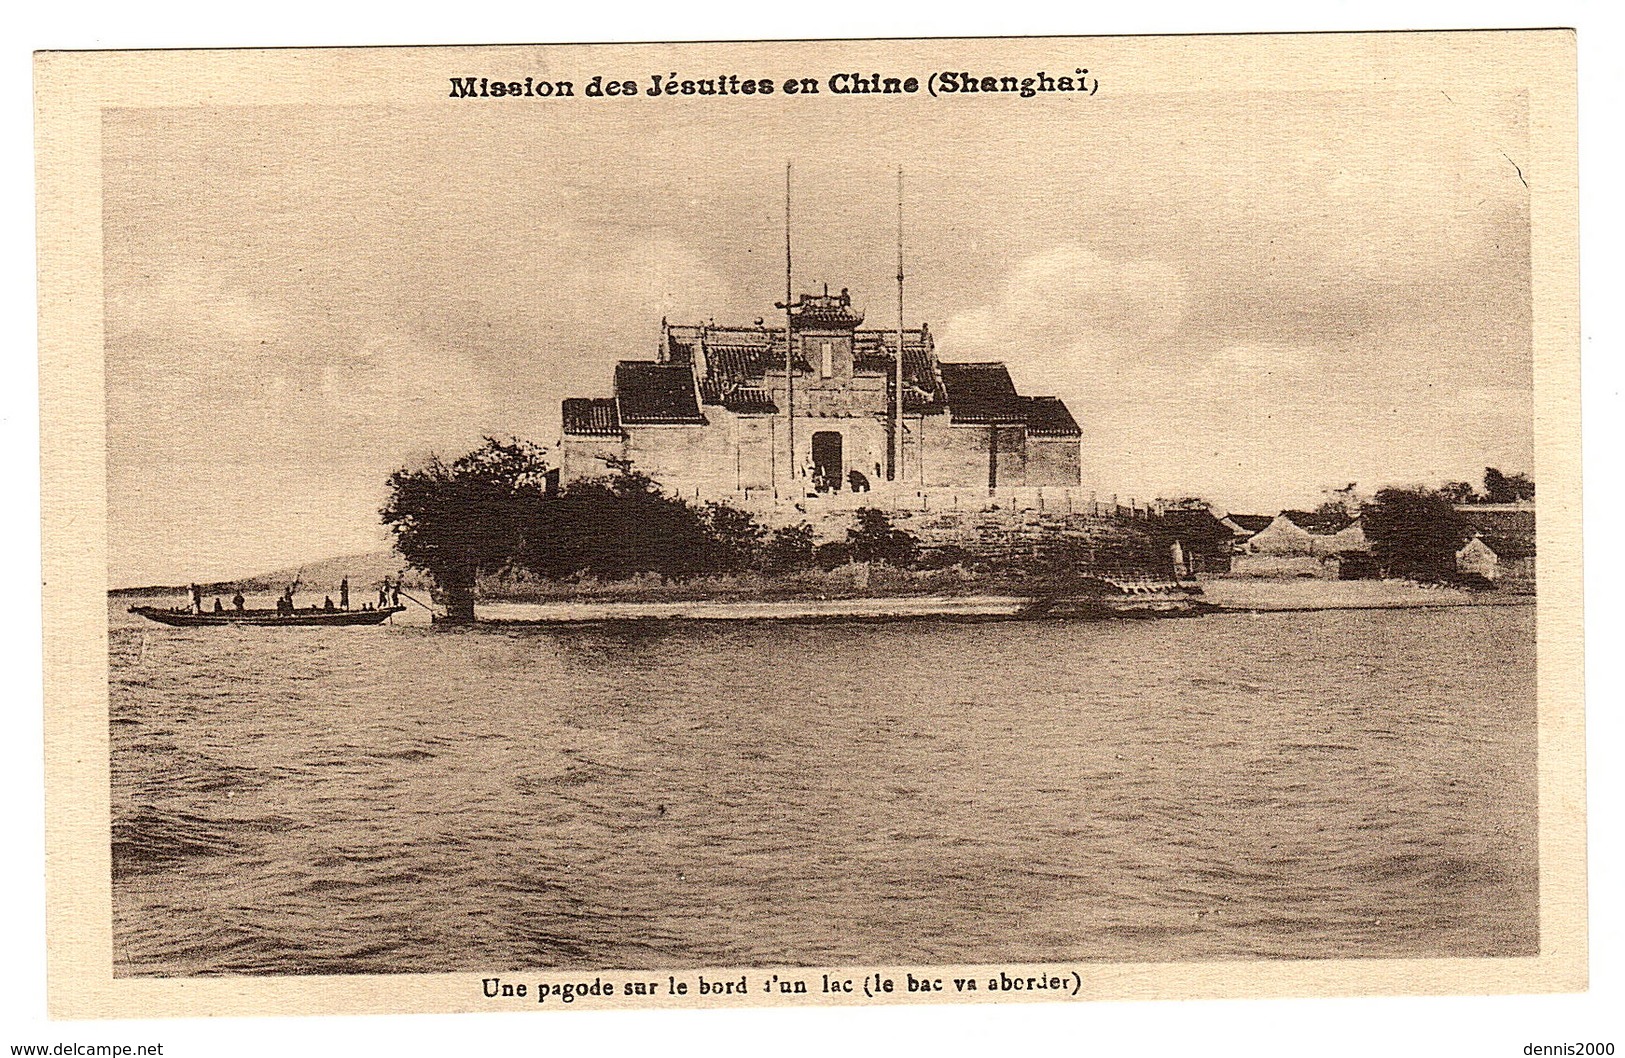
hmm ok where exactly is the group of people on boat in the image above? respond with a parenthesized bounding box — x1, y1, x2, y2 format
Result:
(190, 584, 247, 614)
(187, 575, 405, 616)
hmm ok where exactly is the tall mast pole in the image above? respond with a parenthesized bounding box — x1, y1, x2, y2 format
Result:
(785, 161, 795, 496)
(893, 168, 905, 484)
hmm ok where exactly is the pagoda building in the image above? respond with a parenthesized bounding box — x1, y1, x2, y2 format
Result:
(559, 285, 1081, 499)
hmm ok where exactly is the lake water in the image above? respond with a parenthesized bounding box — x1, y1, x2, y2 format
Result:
(108, 599, 1538, 975)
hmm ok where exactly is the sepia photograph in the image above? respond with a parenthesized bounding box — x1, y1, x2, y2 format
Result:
(32, 25, 1586, 1029)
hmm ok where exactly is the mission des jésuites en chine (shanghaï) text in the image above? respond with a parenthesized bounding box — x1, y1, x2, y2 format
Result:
(447, 69, 1099, 101)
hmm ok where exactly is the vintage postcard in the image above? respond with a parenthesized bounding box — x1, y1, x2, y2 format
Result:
(35, 31, 1582, 1019)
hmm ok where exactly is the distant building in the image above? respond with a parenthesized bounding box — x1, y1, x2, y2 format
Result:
(1456, 533, 1503, 580)
(560, 286, 1082, 500)
(1157, 507, 1237, 574)
(1248, 510, 1368, 558)
(1454, 502, 1536, 582)
(1221, 513, 1275, 552)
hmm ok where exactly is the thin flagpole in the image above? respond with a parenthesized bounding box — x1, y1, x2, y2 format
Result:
(785, 162, 795, 496)
(894, 169, 905, 483)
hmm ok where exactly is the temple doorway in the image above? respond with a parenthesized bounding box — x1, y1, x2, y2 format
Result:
(811, 431, 843, 492)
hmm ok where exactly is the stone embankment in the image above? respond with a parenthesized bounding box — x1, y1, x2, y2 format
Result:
(771, 494, 1176, 577)
(1196, 577, 1533, 613)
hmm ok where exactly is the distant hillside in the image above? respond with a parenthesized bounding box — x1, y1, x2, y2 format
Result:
(111, 550, 431, 597)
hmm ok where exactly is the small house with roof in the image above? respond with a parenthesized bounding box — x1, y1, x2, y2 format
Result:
(1456, 534, 1502, 580)
(1248, 510, 1369, 558)
(1223, 513, 1276, 551)
(560, 285, 1082, 499)
(1157, 507, 1238, 574)
(1454, 502, 1536, 582)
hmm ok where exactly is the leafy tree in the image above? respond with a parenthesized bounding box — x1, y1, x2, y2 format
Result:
(1483, 467, 1515, 504)
(1361, 487, 1469, 583)
(763, 523, 817, 573)
(1483, 468, 1535, 504)
(1314, 499, 1354, 522)
(814, 540, 854, 571)
(700, 502, 768, 572)
(523, 470, 709, 582)
(846, 508, 920, 568)
(913, 543, 974, 571)
(381, 437, 551, 623)
(1439, 481, 1479, 505)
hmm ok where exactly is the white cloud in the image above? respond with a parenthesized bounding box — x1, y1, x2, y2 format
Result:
(940, 243, 1188, 395)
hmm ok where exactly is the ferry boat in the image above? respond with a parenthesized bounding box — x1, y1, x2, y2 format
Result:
(129, 605, 406, 628)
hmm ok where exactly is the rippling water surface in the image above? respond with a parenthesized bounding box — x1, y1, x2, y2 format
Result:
(108, 600, 1537, 975)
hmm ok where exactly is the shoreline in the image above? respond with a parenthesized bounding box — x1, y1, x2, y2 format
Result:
(472, 581, 1533, 625)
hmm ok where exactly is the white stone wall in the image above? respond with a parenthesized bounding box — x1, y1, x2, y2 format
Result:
(560, 434, 625, 483)
(562, 386, 1082, 497)
(1027, 434, 1083, 487)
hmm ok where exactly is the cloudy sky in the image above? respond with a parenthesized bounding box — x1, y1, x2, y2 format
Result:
(104, 81, 1530, 585)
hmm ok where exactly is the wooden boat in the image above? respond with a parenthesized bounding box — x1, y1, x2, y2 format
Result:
(129, 605, 407, 628)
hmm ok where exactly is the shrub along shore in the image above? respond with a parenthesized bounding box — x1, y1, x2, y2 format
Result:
(475, 561, 1063, 606)
(381, 439, 1169, 621)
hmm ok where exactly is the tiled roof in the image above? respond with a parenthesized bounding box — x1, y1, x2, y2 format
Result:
(1474, 531, 1537, 560)
(1021, 396, 1081, 438)
(561, 397, 621, 436)
(1280, 510, 1358, 534)
(939, 362, 1027, 424)
(1227, 514, 1276, 534)
(667, 323, 948, 412)
(1158, 508, 1233, 542)
(851, 330, 946, 414)
(656, 317, 1072, 437)
(667, 327, 811, 387)
(1455, 505, 1536, 536)
(790, 290, 864, 330)
(614, 361, 706, 425)
(722, 387, 778, 414)
(712, 341, 797, 379)
(852, 330, 934, 376)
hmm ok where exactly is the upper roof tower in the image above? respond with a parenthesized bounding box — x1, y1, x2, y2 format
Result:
(789, 285, 864, 332)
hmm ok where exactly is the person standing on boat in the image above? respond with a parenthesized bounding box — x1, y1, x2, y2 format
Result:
(339, 577, 349, 610)
(390, 578, 401, 607)
(213, 597, 223, 613)
(232, 590, 245, 611)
